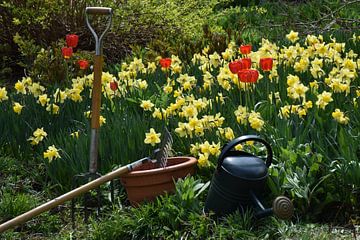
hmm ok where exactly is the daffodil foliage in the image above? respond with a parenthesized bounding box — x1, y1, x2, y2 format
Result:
(0, 32, 359, 193)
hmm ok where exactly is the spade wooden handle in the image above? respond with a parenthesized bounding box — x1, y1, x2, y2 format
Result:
(86, 7, 112, 15)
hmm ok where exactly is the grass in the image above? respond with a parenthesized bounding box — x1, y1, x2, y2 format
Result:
(0, 154, 359, 239)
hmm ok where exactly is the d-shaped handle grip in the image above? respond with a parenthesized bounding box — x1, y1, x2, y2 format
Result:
(86, 7, 112, 15)
(217, 135, 273, 170)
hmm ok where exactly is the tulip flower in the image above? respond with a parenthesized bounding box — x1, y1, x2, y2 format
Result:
(240, 45, 252, 55)
(159, 58, 172, 69)
(66, 34, 79, 48)
(237, 69, 259, 83)
(61, 47, 73, 59)
(229, 60, 244, 74)
(78, 59, 89, 70)
(260, 58, 273, 71)
(241, 58, 252, 69)
(110, 81, 118, 91)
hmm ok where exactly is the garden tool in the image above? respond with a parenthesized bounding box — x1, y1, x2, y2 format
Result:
(155, 127, 173, 168)
(70, 6, 113, 224)
(204, 135, 293, 220)
(0, 6, 171, 233)
(86, 6, 113, 174)
(0, 127, 174, 233)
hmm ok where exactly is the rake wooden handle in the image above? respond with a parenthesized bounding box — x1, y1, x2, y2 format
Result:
(86, 7, 112, 15)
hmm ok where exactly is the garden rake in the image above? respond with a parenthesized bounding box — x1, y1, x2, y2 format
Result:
(0, 127, 174, 233)
(156, 127, 173, 168)
(70, 6, 113, 223)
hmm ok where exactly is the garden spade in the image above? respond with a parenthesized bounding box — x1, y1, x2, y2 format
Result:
(86, 6, 113, 174)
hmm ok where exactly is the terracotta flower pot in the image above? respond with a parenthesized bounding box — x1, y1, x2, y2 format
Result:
(120, 156, 197, 206)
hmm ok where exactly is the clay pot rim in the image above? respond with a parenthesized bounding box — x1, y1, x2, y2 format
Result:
(124, 156, 197, 177)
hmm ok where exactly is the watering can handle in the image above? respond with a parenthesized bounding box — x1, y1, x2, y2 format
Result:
(217, 135, 273, 169)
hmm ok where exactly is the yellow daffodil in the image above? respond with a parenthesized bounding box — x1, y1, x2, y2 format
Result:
(200, 141, 211, 155)
(28, 82, 45, 97)
(209, 52, 221, 68)
(70, 131, 80, 138)
(43, 145, 61, 163)
(190, 143, 200, 156)
(203, 71, 214, 90)
(316, 91, 333, 109)
(224, 127, 235, 140)
(28, 128, 47, 145)
(286, 74, 300, 87)
(175, 122, 188, 138)
(0, 87, 8, 102)
(38, 94, 49, 107)
(152, 108, 163, 120)
(15, 81, 27, 94)
(297, 107, 307, 118)
(304, 101, 313, 109)
(286, 30, 299, 43)
(147, 62, 157, 73)
(99, 115, 106, 126)
(294, 58, 309, 72)
(182, 105, 198, 119)
(332, 109, 349, 124)
(137, 80, 148, 90)
(140, 100, 154, 111)
(163, 84, 173, 94)
(234, 105, 248, 125)
(13, 102, 23, 114)
(53, 89, 67, 103)
(309, 81, 319, 91)
(222, 48, 234, 61)
(144, 128, 161, 146)
(356, 89, 360, 97)
(209, 142, 221, 156)
(171, 63, 182, 74)
(67, 88, 83, 102)
(279, 105, 290, 119)
(216, 93, 225, 104)
(46, 103, 60, 114)
(248, 111, 264, 131)
(197, 153, 210, 168)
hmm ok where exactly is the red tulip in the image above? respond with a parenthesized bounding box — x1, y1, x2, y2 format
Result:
(240, 45, 252, 55)
(66, 34, 79, 48)
(237, 69, 259, 83)
(159, 58, 172, 68)
(110, 81, 118, 91)
(241, 58, 252, 69)
(259, 58, 273, 71)
(78, 59, 89, 70)
(62, 47, 73, 59)
(229, 60, 244, 74)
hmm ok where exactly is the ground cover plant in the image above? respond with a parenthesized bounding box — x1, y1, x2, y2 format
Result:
(1, 0, 360, 238)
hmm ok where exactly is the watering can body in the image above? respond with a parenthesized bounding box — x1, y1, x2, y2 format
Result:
(204, 135, 293, 219)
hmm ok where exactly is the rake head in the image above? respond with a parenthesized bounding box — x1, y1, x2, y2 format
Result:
(155, 127, 173, 168)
